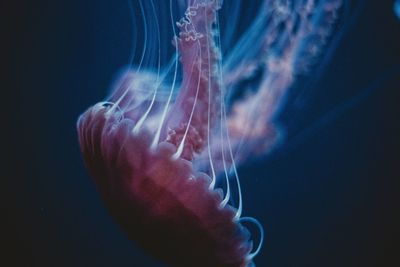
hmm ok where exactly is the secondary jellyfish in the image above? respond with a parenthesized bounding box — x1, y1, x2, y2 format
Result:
(77, 0, 347, 266)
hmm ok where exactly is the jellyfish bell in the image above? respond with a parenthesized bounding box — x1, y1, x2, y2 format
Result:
(78, 104, 255, 266)
(78, 0, 349, 266)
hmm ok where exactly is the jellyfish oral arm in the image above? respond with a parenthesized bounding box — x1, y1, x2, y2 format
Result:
(165, 1, 222, 161)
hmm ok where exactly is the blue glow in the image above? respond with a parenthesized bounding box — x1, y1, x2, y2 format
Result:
(395, 0, 400, 19)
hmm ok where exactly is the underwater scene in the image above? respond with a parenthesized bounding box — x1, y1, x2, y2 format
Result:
(5, 0, 400, 266)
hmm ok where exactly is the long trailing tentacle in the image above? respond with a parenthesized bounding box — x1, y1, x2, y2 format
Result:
(193, 0, 349, 175)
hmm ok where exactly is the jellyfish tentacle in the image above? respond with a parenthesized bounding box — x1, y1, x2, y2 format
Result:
(239, 217, 265, 261)
(107, 0, 150, 117)
(213, 8, 244, 219)
(105, 0, 137, 103)
(132, 0, 162, 134)
(150, 0, 181, 150)
(218, 30, 231, 209)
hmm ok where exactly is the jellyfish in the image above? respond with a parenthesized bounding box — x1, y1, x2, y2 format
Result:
(77, 0, 347, 266)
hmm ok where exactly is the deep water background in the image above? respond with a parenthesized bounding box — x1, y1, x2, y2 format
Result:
(3, 0, 400, 266)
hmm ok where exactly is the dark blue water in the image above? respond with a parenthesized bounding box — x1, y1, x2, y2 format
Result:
(4, 0, 400, 266)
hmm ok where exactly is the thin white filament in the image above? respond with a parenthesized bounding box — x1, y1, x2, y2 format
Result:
(106, 0, 138, 103)
(107, 0, 148, 116)
(151, 0, 180, 150)
(132, 0, 162, 134)
(240, 217, 264, 261)
(217, 9, 231, 211)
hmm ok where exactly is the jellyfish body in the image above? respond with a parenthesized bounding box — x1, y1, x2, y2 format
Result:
(78, 0, 346, 266)
(78, 107, 252, 267)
